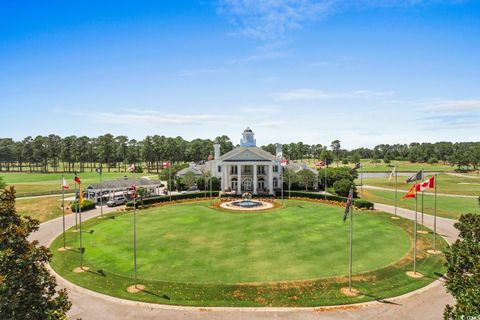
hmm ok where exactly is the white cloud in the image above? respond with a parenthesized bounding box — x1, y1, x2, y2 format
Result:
(217, 0, 334, 40)
(240, 106, 278, 114)
(273, 88, 395, 101)
(419, 99, 480, 113)
(81, 110, 237, 126)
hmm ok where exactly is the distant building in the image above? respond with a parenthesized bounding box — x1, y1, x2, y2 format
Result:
(85, 177, 163, 202)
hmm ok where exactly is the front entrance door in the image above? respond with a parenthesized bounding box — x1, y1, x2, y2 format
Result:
(242, 178, 253, 191)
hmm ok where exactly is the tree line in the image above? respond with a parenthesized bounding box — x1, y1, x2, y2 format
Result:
(0, 135, 479, 173)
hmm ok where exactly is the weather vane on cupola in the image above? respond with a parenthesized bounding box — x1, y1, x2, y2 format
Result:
(240, 127, 256, 147)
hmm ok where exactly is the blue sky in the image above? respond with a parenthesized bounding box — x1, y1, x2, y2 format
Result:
(1, 0, 479, 148)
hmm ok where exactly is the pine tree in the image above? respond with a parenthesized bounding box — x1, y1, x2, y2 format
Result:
(0, 187, 71, 319)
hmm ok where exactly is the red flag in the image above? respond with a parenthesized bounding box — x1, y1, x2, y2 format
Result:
(131, 184, 137, 198)
(403, 184, 416, 200)
(62, 178, 69, 189)
(207, 154, 213, 161)
(281, 159, 289, 167)
(162, 160, 171, 168)
(315, 160, 325, 167)
(74, 175, 81, 184)
(416, 176, 435, 192)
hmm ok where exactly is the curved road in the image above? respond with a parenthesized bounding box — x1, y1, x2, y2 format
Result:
(31, 203, 457, 320)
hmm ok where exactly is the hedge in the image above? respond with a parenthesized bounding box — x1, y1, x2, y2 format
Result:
(276, 191, 374, 210)
(126, 191, 221, 207)
(70, 199, 96, 212)
(125, 190, 374, 210)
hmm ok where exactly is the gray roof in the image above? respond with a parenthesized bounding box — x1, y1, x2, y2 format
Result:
(217, 146, 279, 162)
(176, 165, 203, 176)
(86, 177, 163, 191)
(286, 162, 319, 175)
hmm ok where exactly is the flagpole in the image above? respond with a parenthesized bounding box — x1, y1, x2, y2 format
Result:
(168, 160, 172, 202)
(421, 169, 424, 232)
(433, 174, 437, 252)
(74, 175, 78, 230)
(62, 174, 66, 248)
(394, 167, 398, 217)
(324, 158, 327, 201)
(133, 165, 137, 288)
(349, 202, 353, 292)
(79, 184, 83, 269)
(413, 179, 418, 274)
(288, 158, 291, 198)
(360, 162, 363, 197)
(100, 169, 103, 217)
(280, 168, 285, 206)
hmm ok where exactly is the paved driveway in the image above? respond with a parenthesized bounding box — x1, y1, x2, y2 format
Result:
(30, 202, 456, 320)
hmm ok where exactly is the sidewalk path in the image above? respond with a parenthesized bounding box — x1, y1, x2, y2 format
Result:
(31, 202, 457, 320)
(446, 172, 480, 179)
(362, 184, 477, 199)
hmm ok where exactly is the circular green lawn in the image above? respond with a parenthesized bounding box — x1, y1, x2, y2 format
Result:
(51, 200, 447, 307)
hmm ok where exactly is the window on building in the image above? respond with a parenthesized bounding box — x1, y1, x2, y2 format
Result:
(273, 177, 278, 188)
(258, 166, 265, 175)
(218, 166, 221, 173)
(273, 165, 278, 172)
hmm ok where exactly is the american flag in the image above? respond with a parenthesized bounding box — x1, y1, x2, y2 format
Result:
(343, 188, 354, 222)
(127, 164, 135, 172)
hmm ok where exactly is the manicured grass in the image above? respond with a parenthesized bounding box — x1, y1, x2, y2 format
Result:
(50, 200, 447, 307)
(15, 196, 72, 223)
(304, 159, 454, 172)
(359, 173, 480, 196)
(1, 172, 135, 196)
(360, 189, 479, 220)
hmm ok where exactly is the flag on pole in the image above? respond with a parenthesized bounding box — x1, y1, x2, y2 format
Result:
(416, 176, 435, 192)
(406, 170, 423, 183)
(389, 166, 397, 180)
(207, 154, 213, 161)
(343, 188, 354, 222)
(62, 178, 69, 189)
(403, 184, 417, 199)
(351, 163, 361, 172)
(131, 184, 137, 198)
(74, 174, 81, 184)
(127, 164, 135, 172)
(162, 160, 171, 168)
(281, 159, 289, 167)
(315, 160, 325, 167)
(79, 186, 84, 207)
(95, 167, 102, 174)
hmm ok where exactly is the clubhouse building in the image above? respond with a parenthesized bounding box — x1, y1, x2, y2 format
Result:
(180, 127, 318, 195)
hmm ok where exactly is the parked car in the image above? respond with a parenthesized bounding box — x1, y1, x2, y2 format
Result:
(181, 186, 200, 194)
(106, 197, 127, 207)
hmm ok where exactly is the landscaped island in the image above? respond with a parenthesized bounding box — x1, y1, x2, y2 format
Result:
(50, 199, 447, 307)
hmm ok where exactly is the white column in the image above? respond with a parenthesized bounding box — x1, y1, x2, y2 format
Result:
(269, 164, 274, 195)
(237, 164, 242, 194)
(222, 164, 227, 191)
(253, 164, 258, 195)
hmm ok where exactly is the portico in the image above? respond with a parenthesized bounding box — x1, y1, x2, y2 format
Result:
(221, 161, 275, 195)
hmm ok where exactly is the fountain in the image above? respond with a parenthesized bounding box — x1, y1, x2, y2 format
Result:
(219, 193, 274, 211)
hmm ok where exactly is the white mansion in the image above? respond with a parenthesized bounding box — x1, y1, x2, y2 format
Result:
(179, 127, 318, 195)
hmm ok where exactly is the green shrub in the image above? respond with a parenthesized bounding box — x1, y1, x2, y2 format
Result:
(333, 179, 356, 197)
(353, 199, 374, 210)
(70, 199, 95, 212)
(126, 191, 221, 207)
